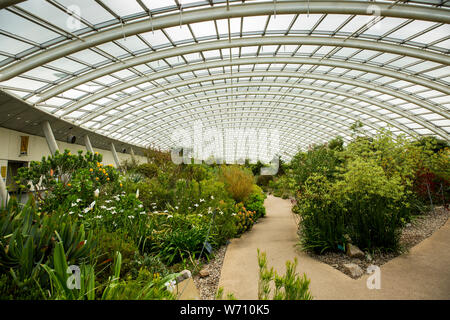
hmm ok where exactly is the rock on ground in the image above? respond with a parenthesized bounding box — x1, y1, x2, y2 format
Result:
(193, 245, 228, 300)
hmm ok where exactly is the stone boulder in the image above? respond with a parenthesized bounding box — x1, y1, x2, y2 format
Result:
(199, 269, 210, 278)
(176, 269, 192, 283)
(346, 244, 365, 259)
(343, 263, 364, 278)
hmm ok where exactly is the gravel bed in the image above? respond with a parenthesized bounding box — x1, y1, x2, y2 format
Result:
(306, 206, 449, 279)
(193, 245, 228, 300)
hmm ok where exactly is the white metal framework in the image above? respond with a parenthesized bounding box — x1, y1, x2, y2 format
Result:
(0, 0, 449, 161)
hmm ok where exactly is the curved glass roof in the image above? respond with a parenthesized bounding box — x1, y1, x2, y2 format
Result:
(0, 0, 449, 161)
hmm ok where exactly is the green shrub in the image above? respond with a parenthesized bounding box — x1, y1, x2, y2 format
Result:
(136, 163, 159, 178)
(234, 205, 257, 235)
(244, 190, 266, 219)
(297, 174, 346, 253)
(220, 166, 254, 203)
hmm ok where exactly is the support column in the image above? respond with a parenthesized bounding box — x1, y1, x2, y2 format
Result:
(110, 142, 121, 168)
(130, 147, 136, 162)
(0, 174, 9, 207)
(42, 121, 59, 155)
(84, 135, 94, 154)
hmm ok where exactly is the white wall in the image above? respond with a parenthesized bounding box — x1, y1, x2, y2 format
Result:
(0, 126, 146, 181)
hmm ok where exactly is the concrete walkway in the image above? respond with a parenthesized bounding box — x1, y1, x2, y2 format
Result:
(218, 195, 450, 299)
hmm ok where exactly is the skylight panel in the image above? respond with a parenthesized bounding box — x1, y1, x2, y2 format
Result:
(46, 57, 88, 73)
(316, 14, 350, 31)
(190, 21, 216, 38)
(290, 14, 322, 31)
(296, 45, 318, 54)
(388, 20, 435, 39)
(115, 35, 148, 52)
(216, 18, 241, 36)
(266, 14, 295, 32)
(362, 17, 407, 37)
(57, 0, 115, 24)
(141, 0, 176, 11)
(242, 16, 267, 33)
(164, 25, 193, 42)
(0, 10, 59, 45)
(101, 0, 143, 17)
(96, 42, 129, 57)
(140, 30, 170, 48)
(17, 0, 88, 32)
(69, 49, 108, 65)
(411, 24, 450, 44)
(23, 67, 62, 82)
(1, 77, 46, 91)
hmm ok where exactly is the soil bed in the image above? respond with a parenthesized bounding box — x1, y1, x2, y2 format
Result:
(305, 206, 449, 279)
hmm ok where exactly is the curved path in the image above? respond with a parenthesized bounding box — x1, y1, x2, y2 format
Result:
(218, 195, 450, 299)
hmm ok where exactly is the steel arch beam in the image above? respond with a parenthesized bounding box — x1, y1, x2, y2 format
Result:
(77, 75, 445, 140)
(135, 113, 351, 154)
(1, 1, 449, 81)
(93, 83, 419, 138)
(118, 97, 371, 141)
(106, 90, 415, 139)
(57, 58, 449, 118)
(141, 121, 343, 157)
(80, 79, 418, 129)
(0, 0, 25, 10)
(67, 70, 449, 140)
(35, 36, 450, 102)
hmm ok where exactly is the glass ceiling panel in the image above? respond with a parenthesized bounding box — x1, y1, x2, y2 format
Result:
(0, 10, 59, 44)
(57, 0, 115, 25)
(0, 0, 448, 158)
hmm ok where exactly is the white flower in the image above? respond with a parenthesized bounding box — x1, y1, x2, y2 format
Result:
(128, 215, 135, 219)
(100, 205, 107, 209)
(111, 210, 116, 215)
(139, 211, 146, 215)
(69, 211, 74, 215)
(210, 195, 214, 200)
(76, 199, 82, 203)
(138, 204, 143, 208)
(199, 199, 205, 203)
(71, 202, 77, 207)
(175, 206, 179, 210)
(163, 210, 168, 213)
(94, 215, 102, 219)
(136, 189, 139, 199)
(164, 280, 176, 293)
(94, 189, 99, 198)
(232, 213, 236, 216)
(151, 203, 156, 205)
(219, 211, 224, 215)
(105, 200, 112, 203)
(198, 214, 203, 217)
(194, 203, 199, 207)
(167, 215, 173, 218)
(208, 207, 212, 214)
(78, 214, 83, 218)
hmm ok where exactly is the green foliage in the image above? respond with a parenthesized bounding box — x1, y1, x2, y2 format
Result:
(244, 187, 266, 219)
(136, 163, 159, 178)
(220, 166, 255, 203)
(234, 205, 258, 235)
(290, 130, 449, 254)
(290, 143, 341, 191)
(257, 249, 312, 300)
(15, 149, 120, 213)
